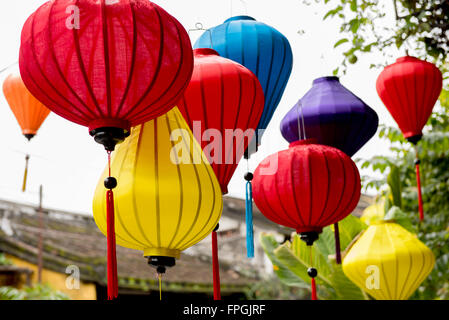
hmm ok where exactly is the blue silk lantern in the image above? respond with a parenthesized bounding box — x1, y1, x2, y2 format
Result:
(280, 76, 378, 157)
(280, 76, 378, 264)
(195, 16, 293, 134)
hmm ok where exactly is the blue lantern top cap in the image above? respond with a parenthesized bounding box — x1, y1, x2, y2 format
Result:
(313, 76, 340, 85)
(224, 16, 256, 23)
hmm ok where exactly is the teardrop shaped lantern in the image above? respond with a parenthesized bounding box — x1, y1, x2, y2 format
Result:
(19, 0, 193, 150)
(92, 107, 223, 295)
(3, 73, 51, 192)
(280, 76, 379, 157)
(177, 48, 264, 264)
(19, 0, 194, 299)
(376, 56, 443, 221)
(343, 221, 435, 300)
(252, 139, 361, 299)
(3, 73, 50, 140)
(280, 76, 378, 263)
(194, 16, 292, 135)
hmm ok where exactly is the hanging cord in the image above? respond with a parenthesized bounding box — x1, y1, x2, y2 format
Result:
(414, 147, 424, 221)
(334, 223, 342, 264)
(296, 100, 307, 141)
(105, 151, 118, 300)
(22, 154, 30, 192)
(245, 160, 254, 257)
(188, 22, 214, 50)
(212, 224, 221, 300)
(230, 0, 248, 16)
(307, 245, 318, 300)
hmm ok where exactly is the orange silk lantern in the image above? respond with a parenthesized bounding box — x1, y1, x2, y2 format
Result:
(3, 73, 50, 192)
(3, 73, 50, 140)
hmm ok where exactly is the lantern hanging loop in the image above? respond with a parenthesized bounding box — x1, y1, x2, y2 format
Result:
(230, 0, 248, 16)
(188, 22, 214, 50)
(0, 61, 17, 75)
(295, 100, 307, 141)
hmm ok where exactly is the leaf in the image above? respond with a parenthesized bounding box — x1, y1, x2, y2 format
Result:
(350, 0, 358, 12)
(331, 215, 368, 251)
(260, 233, 309, 289)
(387, 165, 402, 209)
(334, 38, 349, 48)
(274, 243, 332, 287)
(328, 262, 367, 300)
(383, 206, 415, 233)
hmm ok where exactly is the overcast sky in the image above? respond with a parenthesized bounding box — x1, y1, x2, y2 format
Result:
(0, 0, 401, 214)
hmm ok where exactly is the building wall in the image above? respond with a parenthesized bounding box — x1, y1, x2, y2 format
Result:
(5, 254, 97, 300)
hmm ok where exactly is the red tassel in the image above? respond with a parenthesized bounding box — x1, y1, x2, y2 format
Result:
(106, 189, 118, 300)
(311, 278, 317, 300)
(211, 230, 221, 300)
(415, 163, 424, 221)
(334, 223, 341, 264)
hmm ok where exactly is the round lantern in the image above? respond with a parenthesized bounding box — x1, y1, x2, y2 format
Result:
(3, 73, 51, 192)
(19, 0, 193, 151)
(177, 48, 264, 263)
(280, 76, 379, 157)
(19, 0, 194, 299)
(194, 16, 293, 135)
(343, 221, 435, 300)
(376, 56, 443, 221)
(252, 139, 361, 298)
(92, 107, 223, 296)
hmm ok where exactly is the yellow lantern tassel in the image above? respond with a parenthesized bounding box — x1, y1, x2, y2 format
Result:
(22, 154, 30, 192)
(158, 273, 162, 301)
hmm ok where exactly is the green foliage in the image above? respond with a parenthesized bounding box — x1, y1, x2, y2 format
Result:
(244, 276, 308, 300)
(0, 284, 70, 300)
(261, 215, 368, 300)
(0, 253, 13, 266)
(310, 0, 449, 74)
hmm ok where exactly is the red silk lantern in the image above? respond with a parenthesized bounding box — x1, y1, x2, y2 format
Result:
(178, 48, 264, 194)
(376, 56, 443, 221)
(18, 0, 193, 300)
(177, 48, 264, 299)
(252, 139, 361, 299)
(19, 0, 193, 150)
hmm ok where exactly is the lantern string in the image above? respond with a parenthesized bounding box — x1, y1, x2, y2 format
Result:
(22, 154, 30, 192)
(212, 225, 221, 300)
(414, 148, 424, 221)
(334, 223, 342, 264)
(188, 23, 214, 50)
(295, 100, 307, 141)
(309, 245, 318, 300)
(106, 150, 118, 300)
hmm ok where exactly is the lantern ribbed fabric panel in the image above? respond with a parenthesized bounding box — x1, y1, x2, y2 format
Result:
(19, 0, 193, 132)
(343, 221, 435, 300)
(194, 16, 292, 132)
(3, 73, 50, 136)
(280, 76, 378, 157)
(92, 107, 223, 258)
(177, 48, 265, 194)
(252, 139, 361, 233)
(376, 56, 442, 141)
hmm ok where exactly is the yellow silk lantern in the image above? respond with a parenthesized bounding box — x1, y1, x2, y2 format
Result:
(360, 201, 385, 225)
(92, 107, 223, 272)
(342, 221, 435, 300)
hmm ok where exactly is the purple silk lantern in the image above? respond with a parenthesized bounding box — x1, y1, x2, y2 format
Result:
(280, 76, 378, 265)
(280, 76, 378, 157)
